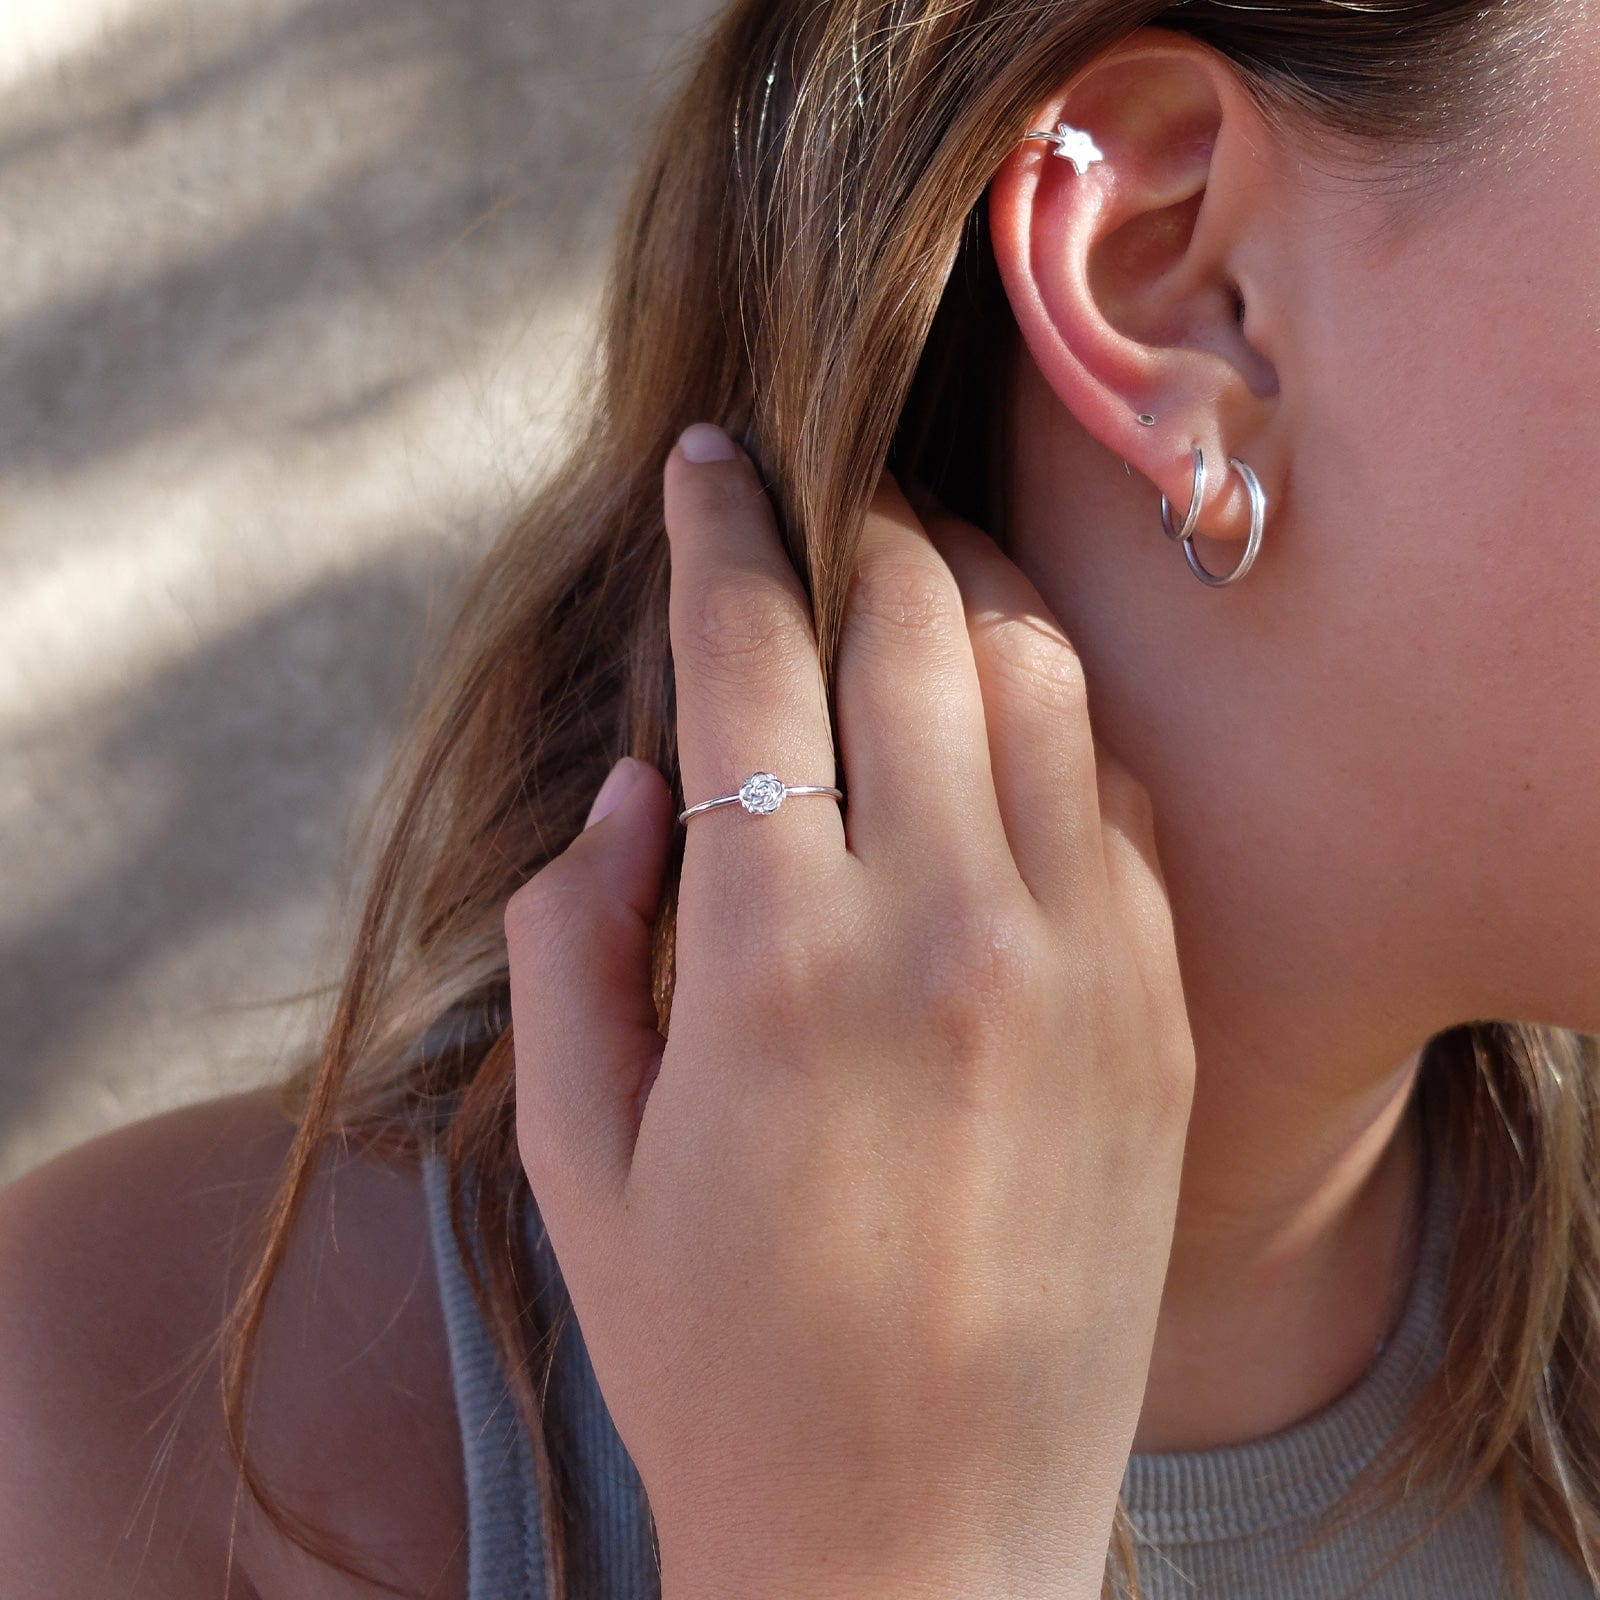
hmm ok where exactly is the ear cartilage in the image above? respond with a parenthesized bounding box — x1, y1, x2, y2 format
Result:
(1021, 121, 1105, 175)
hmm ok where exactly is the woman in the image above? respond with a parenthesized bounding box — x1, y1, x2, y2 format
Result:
(2, 0, 1598, 1595)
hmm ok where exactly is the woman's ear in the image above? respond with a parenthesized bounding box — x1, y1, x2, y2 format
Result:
(988, 27, 1290, 547)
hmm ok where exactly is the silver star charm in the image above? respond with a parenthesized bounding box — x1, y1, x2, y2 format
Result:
(1042, 122, 1104, 175)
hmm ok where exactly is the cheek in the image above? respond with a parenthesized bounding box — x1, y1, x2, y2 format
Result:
(1329, 235, 1597, 681)
(1286, 150, 1600, 944)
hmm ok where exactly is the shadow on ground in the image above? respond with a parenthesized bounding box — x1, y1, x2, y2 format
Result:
(0, 0, 717, 1179)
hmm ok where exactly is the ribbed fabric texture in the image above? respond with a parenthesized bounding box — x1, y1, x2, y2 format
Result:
(419, 1139, 1595, 1600)
(419, 1151, 657, 1600)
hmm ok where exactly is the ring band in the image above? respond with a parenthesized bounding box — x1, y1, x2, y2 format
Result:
(678, 770, 845, 825)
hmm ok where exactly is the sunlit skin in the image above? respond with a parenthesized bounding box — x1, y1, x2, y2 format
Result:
(8, 21, 1598, 1600)
(985, 12, 1600, 1450)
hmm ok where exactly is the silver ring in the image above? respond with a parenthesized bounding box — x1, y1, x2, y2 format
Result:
(678, 770, 845, 826)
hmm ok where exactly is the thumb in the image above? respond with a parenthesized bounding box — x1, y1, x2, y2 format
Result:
(505, 755, 672, 1228)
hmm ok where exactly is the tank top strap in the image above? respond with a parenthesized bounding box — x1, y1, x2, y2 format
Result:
(420, 1145, 657, 1599)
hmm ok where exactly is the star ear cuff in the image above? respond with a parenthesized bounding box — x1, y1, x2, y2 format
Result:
(1020, 121, 1105, 175)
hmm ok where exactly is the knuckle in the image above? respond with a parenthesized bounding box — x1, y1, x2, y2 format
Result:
(516, 1096, 557, 1195)
(1099, 761, 1158, 835)
(518, 1105, 580, 1218)
(1138, 1038, 1197, 1133)
(915, 899, 1041, 1066)
(986, 621, 1088, 712)
(1098, 950, 1195, 1138)
(752, 926, 853, 1034)
(847, 555, 964, 641)
(502, 877, 545, 945)
(686, 576, 799, 682)
(1126, 770, 1157, 819)
(503, 871, 577, 953)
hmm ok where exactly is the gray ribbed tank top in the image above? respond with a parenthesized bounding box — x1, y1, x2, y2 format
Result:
(418, 1138, 1595, 1600)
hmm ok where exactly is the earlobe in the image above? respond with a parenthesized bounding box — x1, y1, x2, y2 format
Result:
(987, 29, 1285, 553)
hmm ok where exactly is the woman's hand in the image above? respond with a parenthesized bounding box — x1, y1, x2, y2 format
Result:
(504, 423, 1196, 1600)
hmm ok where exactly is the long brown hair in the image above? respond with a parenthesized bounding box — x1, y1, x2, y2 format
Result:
(216, 1, 1600, 1595)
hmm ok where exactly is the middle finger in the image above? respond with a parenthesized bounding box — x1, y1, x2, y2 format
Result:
(834, 471, 1017, 883)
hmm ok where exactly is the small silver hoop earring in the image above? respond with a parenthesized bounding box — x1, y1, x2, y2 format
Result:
(1159, 445, 1207, 542)
(1180, 456, 1267, 588)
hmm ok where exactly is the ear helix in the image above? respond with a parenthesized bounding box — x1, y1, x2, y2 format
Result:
(1019, 121, 1106, 175)
(1018, 122, 1268, 586)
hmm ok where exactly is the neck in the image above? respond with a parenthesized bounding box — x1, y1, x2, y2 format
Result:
(1132, 1042, 1428, 1453)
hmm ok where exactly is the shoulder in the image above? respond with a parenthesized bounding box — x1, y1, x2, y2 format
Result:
(0, 1085, 467, 1600)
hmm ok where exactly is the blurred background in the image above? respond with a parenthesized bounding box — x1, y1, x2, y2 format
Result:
(0, 0, 717, 1183)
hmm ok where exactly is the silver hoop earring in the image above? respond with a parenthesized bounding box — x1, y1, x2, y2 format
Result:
(1159, 445, 1207, 542)
(1167, 451, 1267, 588)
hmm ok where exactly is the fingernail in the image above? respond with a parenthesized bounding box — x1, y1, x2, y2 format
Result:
(585, 758, 641, 830)
(678, 422, 743, 464)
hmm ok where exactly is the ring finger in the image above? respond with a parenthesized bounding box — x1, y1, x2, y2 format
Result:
(663, 427, 846, 909)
